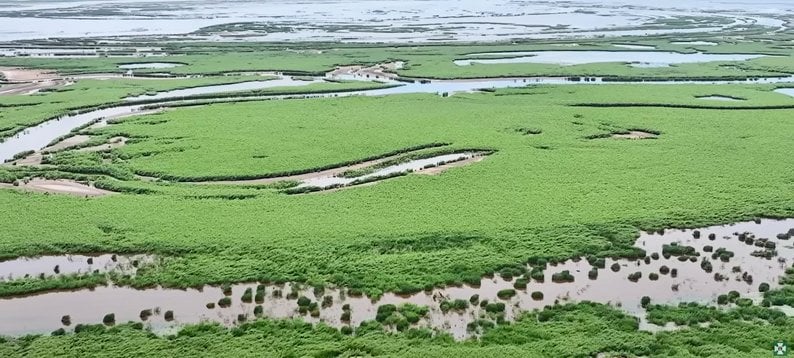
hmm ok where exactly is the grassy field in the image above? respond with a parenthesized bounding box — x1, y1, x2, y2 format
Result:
(2, 34, 794, 357)
(2, 84, 793, 296)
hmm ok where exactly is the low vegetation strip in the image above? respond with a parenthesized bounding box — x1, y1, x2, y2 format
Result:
(572, 103, 794, 110)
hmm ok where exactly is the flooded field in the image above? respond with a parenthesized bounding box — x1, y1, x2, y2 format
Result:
(454, 51, 768, 67)
(0, 254, 153, 280)
(0, 0, 789, 43)
(0, 219, 790, 338)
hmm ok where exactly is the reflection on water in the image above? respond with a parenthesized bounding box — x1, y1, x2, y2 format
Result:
(0, 219, 791, 338)
(454, 51, 768, 67)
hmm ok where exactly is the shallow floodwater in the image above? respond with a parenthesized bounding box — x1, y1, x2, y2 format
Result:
(672, 41, 718, 46)
(775, 88, 794, 98)
(118, 63, 183, 70)
(0, 254, 153, 280)
(613, 44, 656, 50)
(124, 77, 323, 101)
(454, 51, 767, 67)
(0, 219, 791, 338)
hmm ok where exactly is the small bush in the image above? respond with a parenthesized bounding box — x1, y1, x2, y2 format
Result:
(102, 313, 115, 326)
(342, 304, 351, 311)
(513, 278, 529, 290)
(139, 309, 152, 320)
(206, 302, 215, 309)
(531, 291, 543, 300)
(649, 273, 659, 281)
(297, 296, 312, 307)
(322, 295, 333, 308)
(692, 230, 701, 239)
(717, 294, 728, 305)
(641, 296, 651, 308)
(551, 270, 574, 283)
(61, 315, 71, 326)
(237, 314, 247, 322)
(221, 284, 232, 296)
(469, 294, 480, 305)
(218, 297, 232, 307)
(670, 268, 678, 278)
(164, 310, 174, 321)
(588, 268, 598, 280)
(341, 311, 351, 322)
(254, 305, 263, 317)
(611, 263, 621, 272)
(659, 265, 670, 275)
(341, 326, 353, 335)
(651, 253, 659, 260)
(51, 328, 66, 336)
(759, 283, 770, 292)
(708, 233, 716, 240)
(628, 272, 642, 282)
(241, 288, 253, 303)
(485, 302, 506, 313)
(703, 245, 713, 252)
(497, 289, 517, 299)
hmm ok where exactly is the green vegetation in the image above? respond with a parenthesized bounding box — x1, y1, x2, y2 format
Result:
(2, 34, 794, 357)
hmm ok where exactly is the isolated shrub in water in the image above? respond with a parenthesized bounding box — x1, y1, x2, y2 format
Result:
(649, 273, 659, 281)
(102, 313, 115, 326)
(297, 296, 312, 307)
(531, 291, 543, 300)
(140, 309, 152, 321)
(670, 268, 678, 278)
(551, 270, 574, 283)
(641, 296, 651, 308)
(469, 294, 480, 305)
(651, 253, 659, 260)
(717, 294, 728, 305)
(513, 278, 529, 290)
(497, 289, 517, 299)
(61, 315, 71, 326)
(218, 297, 232, 308)
(341, 311, 351, 322)
(611, 263, 621, 272)
(206, 302, 215, 309)
(485, 302, 506, 313)
(659, 265, 670, 275)
(628, 272, 642, 282)
(588, 268, 598, 280)
(164, 310, 174, 321)
(241, 288, 253, 303)
(759, 283, 770, 292)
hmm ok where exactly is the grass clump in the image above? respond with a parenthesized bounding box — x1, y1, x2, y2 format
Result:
(497, 289, 517, 300)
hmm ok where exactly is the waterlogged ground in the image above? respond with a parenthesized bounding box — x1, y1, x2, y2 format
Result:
(0, 254, 153, 280)
(0, 219, 790, 338)
(0, 0, 789, 42)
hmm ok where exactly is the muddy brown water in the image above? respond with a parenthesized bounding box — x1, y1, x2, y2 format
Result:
(0, 219, 792, 338)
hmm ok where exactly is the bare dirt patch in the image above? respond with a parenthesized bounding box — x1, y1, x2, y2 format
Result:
(0, 179, 115, 197)
(612, 131, 658, 139)
(0, 67, 68, 96)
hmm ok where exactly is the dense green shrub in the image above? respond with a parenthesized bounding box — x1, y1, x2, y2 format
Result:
(497, 289, 517, 299)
